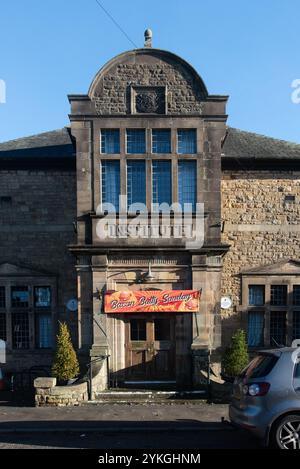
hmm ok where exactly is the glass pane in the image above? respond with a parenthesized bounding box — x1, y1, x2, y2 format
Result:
(0, 287, 5, 308)
(126, 129, 146, 154)
(101, 129, 120, 154)
(293, 311, 300, 341)
(37, 314, 52, 348)
(178, 160, 197, 211)
(11, 287, 29, 308)
(248, 311, 264, 347)
(152, 129, 171, 153)
(101, 160, 120, 211)
(241, 355, 278, 379)
(12, 313, 29, 349)
(177, 129, 197, 154)
(154, 319, 170, 340)
(248, 285, 265, 306)
(293, 286, 300, 306)
(270, 311, 286, 346)
(270, 285, 287, 306)
(130, 319, 146, 341)
(0, 313, 6, 341)
(152, 160, 172, 206)
(127, 161, 146, 209)
(34, 287, 51, 308)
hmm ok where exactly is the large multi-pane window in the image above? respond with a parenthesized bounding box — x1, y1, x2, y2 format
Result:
(244, 278, 300, 348)
(270, 311, 286, 346)
(293, 311, 300, 340)
(178, 160, 197, 211)
(101, 160, 120, 211)
(101, 129, 120, 154)
(152, 160, 172, 206)
(36, 314, 52, 349)
(126, 129, 146, 154)
(248, 285, 265, 306)
(248, 311, 264, 347)
(12, 312, 29, 349)
(0, 282, 54, 350)
(127, 161, 146, 209)
(152, 129, 171, 153)
(270, 285, 287, 306)
(11, 287, 29, 308)
(0, 287, 5, 308)
(177, 129, 197, 154)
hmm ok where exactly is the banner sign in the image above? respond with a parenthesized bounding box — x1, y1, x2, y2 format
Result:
(104, 290, 201, 314)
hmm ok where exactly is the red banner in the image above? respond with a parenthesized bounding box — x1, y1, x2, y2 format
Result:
(104, 290, 200, 314)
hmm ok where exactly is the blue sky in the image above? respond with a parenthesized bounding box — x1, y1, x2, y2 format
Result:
(0, 0, 299, 143)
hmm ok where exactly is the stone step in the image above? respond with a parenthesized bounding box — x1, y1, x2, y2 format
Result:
(84, 389, 209, 404)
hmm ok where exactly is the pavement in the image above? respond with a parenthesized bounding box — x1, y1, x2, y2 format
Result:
(0, 401, 230, 433)
(0, 399, 261, 448)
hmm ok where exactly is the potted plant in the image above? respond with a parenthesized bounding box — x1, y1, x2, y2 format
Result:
(52, 321, 80, 385)
(222, 329, 249, 383)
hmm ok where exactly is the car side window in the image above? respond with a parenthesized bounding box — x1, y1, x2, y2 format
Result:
(294, 360, 300, 392)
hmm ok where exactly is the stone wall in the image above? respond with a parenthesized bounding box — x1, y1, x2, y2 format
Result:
(221, 170, 300, 344)
(0, 169, 77, 370)
(34, 361, 108, 406)
(92, 60, 203, 115)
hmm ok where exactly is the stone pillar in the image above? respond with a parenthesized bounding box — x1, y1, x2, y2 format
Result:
(191, 254, 222, 386)
(90, 255, 109, 374)
(76, 255, 93, 350)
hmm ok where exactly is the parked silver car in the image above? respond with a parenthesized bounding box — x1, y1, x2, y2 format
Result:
(229, 347, 300, 449)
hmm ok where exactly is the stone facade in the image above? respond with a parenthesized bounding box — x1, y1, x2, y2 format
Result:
(89, 50, 206, 115)
(221, 170, 300, 345)
(69, 45, 228, 389)
(1, 41, 300, 390)
(0, 166, 77, 371)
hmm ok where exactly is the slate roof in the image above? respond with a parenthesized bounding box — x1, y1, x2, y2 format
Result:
(223, 127, 300, 159)
(0, 126, 300, 160)
(0, 127, 74, 159)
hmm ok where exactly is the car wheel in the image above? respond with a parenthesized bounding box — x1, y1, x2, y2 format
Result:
(271, 415, 300, 449)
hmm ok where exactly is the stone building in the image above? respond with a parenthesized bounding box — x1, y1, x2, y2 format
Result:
(0, 32, 300, 389)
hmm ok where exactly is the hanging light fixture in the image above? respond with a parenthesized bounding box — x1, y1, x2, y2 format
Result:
(144, 261, 155, 281)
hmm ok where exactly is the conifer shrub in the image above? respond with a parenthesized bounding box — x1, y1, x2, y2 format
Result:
(222, 329, 249, 378)
(52, 321, 80, 383)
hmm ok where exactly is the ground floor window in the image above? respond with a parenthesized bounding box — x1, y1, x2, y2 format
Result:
(0, 278, 55, 350)
(244, 278, 300, 348)
(248, 311, 264, 347)
(12, 312, 29, 349)
(36, 313, 52, 348)
(270, 311, 287, 346)
(0, 313, 6, 341)
(293, 311, 300, 340)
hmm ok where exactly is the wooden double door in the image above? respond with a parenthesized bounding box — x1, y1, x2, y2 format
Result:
(124, 314, 176, 381)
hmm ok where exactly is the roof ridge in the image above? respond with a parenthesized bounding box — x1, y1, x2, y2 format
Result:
(227, 126, 300, 147)
(0, 127, 70, 146)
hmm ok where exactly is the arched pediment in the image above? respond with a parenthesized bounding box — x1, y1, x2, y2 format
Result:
(88, 48, 208, 116)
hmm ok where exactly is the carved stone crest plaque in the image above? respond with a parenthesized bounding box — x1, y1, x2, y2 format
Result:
(131, 86, 166, 114)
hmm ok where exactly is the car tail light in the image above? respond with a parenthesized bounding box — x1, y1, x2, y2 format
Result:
(246, 382, 270, 396)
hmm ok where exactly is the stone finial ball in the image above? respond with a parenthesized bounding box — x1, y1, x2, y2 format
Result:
(144, 29, 153, 38)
